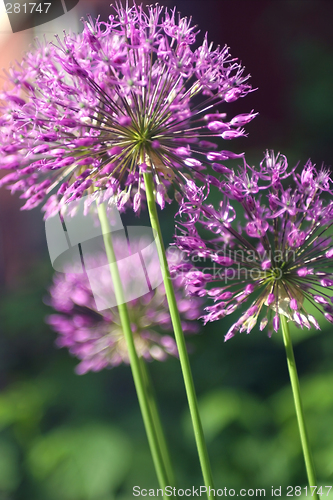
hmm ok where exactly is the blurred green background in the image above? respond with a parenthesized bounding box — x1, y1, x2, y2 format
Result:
(1, 0, 333, 498)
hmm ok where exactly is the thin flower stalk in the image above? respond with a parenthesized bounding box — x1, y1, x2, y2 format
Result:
(139, 358, 175, 487)
(143, 170, 215, 498)
(280, 315, 319, 499)
(96, 201, 171, 492)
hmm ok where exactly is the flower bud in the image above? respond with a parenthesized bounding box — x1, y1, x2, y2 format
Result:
(273, 315, 280, 332)
(261, 259, 271, 270)
(230, 111, 258, 126)
(1, 155, 21, 169)
(204, 113, 227, 122)
(119, 115, 132, 127)
(207, 121, 229, 132)
(267, 293, 275, 306)
(222, 129, 247, 140)
(224, 88, 241, 102)
(260, 317, 268, 331)
(60, 118, 77, 128)
(224, 323, 239, 342)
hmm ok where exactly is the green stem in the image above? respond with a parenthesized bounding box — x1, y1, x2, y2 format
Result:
(280, 315, 319, 498)
(96, 201, 171, 495)
(143, 171, 215, 499)
(139, 358, 175, 486)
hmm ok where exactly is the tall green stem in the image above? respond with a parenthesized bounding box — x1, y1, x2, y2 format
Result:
(143, 171, 215, 498)
(139, 358, 175, 486)
(280, 315, 319, 499)
(96, 201, 172, 494)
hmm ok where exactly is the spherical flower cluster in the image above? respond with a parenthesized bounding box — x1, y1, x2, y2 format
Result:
(46, 246, 202, 374)
(174, 151, 333, 340)
(0, 3, 254, 218)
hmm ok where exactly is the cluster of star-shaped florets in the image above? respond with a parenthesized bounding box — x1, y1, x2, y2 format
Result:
(173, 150, 333, 340)
(0, 2, 254, 219)
(47, 246, 202, 374)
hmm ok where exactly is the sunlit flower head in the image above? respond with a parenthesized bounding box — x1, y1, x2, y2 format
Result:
(174, 151, 333, 340)
(0, 2, 254, 218)
(46, 244, 202, 374)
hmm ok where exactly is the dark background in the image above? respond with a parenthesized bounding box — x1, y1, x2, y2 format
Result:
(0, 1, 333, 498)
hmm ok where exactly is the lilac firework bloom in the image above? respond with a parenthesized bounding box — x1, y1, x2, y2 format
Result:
(46, 247, 202, 374)
(0, 3, 254, 218)
(174, 151, 333, 340)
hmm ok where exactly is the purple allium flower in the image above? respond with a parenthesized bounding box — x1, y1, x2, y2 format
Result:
(174, 150, 333, 340)
(46, 244, 202, 374)
(0, 3, 254, 217)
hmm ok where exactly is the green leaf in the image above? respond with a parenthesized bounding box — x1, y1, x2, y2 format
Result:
(183, 389, 268, 442)
(27, 423, 132, 500)
(0, 437, 20, 492)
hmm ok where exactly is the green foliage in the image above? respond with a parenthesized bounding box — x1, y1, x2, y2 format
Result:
(183, 389, 268, 443)
(0, 380, 54, 434)
(27, 424, 132, 500)
(2, 253, 333, 496)
(0, 437, 20, 493)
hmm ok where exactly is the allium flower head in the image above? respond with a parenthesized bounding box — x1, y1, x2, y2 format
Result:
(46, 246, 202, 374)
(0, 2, 254, 217)
(174, 151, 333, 340)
